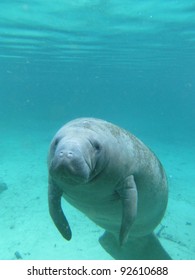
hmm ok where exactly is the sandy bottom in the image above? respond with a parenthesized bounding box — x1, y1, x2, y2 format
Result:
(0, 120, 194, 260)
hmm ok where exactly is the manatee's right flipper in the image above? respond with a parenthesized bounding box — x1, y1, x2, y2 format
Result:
(99, 231, 171, 260)
(48, 178, 72, 241)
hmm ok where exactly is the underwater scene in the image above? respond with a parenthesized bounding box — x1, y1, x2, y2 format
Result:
(0, 1, 194, 260)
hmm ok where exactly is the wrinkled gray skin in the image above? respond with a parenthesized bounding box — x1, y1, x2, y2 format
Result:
(48, 118, 168, 246)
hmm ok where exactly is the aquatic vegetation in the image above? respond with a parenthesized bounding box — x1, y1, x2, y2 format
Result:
(0, 180, 8, 193)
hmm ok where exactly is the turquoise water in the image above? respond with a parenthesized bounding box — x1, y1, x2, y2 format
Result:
(0, 1, 194, 260)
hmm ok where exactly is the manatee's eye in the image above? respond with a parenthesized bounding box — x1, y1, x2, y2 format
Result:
(93, 141, 101, 152)
(88, 139, 101, 152)
(53, 138, 60, 148)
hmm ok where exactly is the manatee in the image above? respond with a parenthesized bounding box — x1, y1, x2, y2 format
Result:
(48, 118, 170, 259)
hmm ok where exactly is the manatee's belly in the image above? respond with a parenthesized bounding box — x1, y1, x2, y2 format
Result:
(62, 181, 167, 238)
(63, 191, 123, 234)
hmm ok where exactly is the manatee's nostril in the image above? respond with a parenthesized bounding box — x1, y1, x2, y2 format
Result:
(58, 150, 74, 159)
(66, 151, 73, 159)
(59, 151, 64, 157)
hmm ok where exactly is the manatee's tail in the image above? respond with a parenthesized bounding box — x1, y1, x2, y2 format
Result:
(99, 231, 171, 260)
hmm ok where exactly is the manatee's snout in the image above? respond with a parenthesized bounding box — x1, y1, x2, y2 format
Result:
(50, 144, 91, 182)
(56, 149, 78, 166)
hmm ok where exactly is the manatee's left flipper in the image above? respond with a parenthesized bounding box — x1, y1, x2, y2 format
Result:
(116, 175, 138, 246)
